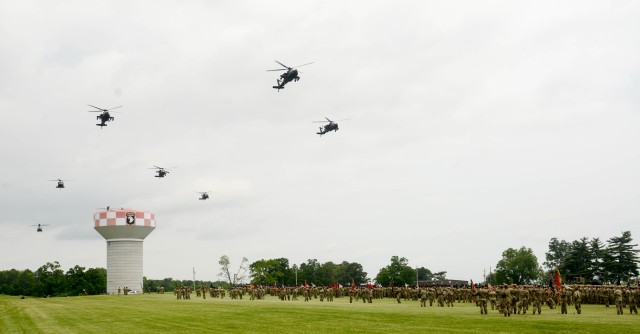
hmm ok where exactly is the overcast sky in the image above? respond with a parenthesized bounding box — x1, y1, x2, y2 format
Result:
(1, 0, 639, 283)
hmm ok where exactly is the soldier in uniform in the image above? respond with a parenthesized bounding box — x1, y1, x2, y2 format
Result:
(488, 288, 497, 310)
(476, 287, 488, 315)
(420, 288, 427, 307)
(573, 287, 582, 314)
(531, 286, 543, 315)
(628, 287, 638, 315)
(614, 287, 624, 315)
(558, 287, 571, 314)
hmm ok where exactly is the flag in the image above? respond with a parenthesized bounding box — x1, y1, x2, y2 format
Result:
(351, 278, 355, 290)
(555, 268, 562, 291)
(549, 274, 554, 290)
(304, 280, 308, 288)
(471, 280, 476, 291)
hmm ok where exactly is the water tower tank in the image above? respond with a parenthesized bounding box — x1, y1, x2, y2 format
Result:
(94, 209, 156, 294)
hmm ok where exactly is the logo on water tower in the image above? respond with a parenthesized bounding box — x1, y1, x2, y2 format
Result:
(125, 212, 136, 225)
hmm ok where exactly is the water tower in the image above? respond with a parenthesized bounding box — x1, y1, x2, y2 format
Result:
(94, 209, 156, 294)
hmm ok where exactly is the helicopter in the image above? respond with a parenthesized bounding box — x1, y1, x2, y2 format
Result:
(196, 191, 212, 201)
(150, 166, 174, 178)
(32, 223, 50, 232)
(88, 104, 122, 128)
(313, 117, 349, 136)
(47, 179, 71, 189)
(267, 61, 313, 91)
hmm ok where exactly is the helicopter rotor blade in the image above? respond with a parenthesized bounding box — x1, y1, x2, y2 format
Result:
(293, 62, 314, 68)
(312, 121, 330, 123)
(266, 69, 287, 72)
(106, 106, 123, 111)
(88, 104, 106, 111)
(274, 60, 290, 69)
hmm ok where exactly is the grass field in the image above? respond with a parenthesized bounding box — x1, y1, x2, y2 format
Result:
(1, 294, 637, 333)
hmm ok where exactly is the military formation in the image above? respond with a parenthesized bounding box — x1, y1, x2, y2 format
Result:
(158, 283, 639, 316)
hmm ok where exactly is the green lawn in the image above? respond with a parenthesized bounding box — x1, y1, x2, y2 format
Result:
(0, 294, 637, 333)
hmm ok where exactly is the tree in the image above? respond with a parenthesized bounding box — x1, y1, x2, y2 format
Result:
(65, 265, 89, 296)
(416, 267, 432, 281)
(318, 261, 337, 286)
(375, 256, 416, 287)
(432, 271, 447, 280)
(416, 267, 447, 281)
(561, 237, 591, 282)
(249, 258, 291, 285)
(603, 231, 639, 282)
(218, 255, 249, 286)
(495, 247, 542, 285)
(35, 261, 65, 297)
(335, 261, 368, 286)
(589, 237, 606, 277)
(543, 238, 571, 271)
(298, 259, 321, 285)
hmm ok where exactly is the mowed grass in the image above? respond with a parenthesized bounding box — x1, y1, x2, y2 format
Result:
(1, 294, 637, 334)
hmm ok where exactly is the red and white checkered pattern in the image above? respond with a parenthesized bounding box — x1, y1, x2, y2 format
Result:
(94, 209, 156, 228)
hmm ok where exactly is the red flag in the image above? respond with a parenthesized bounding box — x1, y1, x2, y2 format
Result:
(304, 280, 308, 288)
(555, 269, 562, 291)
(471, 279, 476, 291)
(351, 278, 355, 290)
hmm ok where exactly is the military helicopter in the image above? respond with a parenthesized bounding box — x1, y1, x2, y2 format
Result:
(149, 166, 175, 178)
(32, 223, 50, 232)
(267, 61, 313, 91)
(196, 191, 212, 201)
(313, 117, 349, 136)
(47, 179, 71, 189)
(88, 104, 122, 128)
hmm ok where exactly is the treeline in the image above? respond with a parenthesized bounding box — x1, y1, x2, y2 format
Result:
(0, 261, 106, 297)
(247, 256, 446, 287)
(374, 256, 447, 286)
(544, 231, 639, 283)
(249, 258, 369, 286)
(143, 277, 228, 292)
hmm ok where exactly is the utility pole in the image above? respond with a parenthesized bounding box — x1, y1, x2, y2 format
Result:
(193, 267, 196, 291)
(483, 268, 486, 284)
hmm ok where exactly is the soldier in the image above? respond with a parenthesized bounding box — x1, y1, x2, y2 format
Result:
(476, 287, 488, 315)
(558, 287, 571, 315)
(628, 288, 638, 315)
(117, 287, 121, 295)
(614, 287, 624, 315)
(573, 287, 582, 314)
(531, 287, 543, 315)
(499, 286, 511, 317)
(420, 288, 427, 307)
(488, 288, 497, 310)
